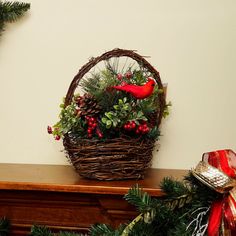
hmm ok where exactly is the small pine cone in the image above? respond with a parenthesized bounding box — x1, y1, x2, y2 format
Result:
(77, 93, 101, 117)
(148, 111, 159, 127)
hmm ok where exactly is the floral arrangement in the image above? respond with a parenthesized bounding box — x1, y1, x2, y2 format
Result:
(48, 61, 169, 142)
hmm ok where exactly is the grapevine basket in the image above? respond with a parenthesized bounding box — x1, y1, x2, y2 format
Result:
(63, 48, 166, 180)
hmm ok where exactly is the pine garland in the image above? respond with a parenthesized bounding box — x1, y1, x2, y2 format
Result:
(90, 173, 218, 236)
(0, 1, 30, 36)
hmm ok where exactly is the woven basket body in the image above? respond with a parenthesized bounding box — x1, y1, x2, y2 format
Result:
(63, 48, 166, 180)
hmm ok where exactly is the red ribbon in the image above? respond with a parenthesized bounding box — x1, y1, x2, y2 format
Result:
(202, 149, 236, 236)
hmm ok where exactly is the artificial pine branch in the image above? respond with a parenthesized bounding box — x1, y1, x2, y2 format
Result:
(30, 225, 86, 236)
(124, 184, 154, 213)
(0, 1, 30, 22)
(30, 225, 53, 236)
(0, 217, 10, 236)
(81, 69, 121, 113)
(89, 224, 123, 236)
(0, 1, 30, 36)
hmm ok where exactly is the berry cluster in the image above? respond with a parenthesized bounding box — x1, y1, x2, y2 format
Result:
(47, 126, 61, 141)
(116, 71, 133, 80)
(123, 120, 150, 135)
(85, 116, 103, 139)
(123, 121, 136, 131)
(135, 121, 150, 134)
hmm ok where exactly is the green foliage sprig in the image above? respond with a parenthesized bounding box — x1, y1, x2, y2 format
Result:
(0, 1, 30, 36)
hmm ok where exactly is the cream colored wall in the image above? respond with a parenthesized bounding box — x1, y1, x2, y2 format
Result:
(0, 0, 235, 170)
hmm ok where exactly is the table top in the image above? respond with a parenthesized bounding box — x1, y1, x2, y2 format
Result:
(0, 163, 188, 196)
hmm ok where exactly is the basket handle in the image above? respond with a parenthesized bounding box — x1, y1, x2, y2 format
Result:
(64, 48, 166, 126)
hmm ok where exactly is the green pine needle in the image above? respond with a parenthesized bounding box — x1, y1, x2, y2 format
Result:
(89, 224, 121, 236)
(0, 217, 10, 236)
(0, 1, 30, 36)
(0, 1, 30, 22)
(30, 225, 53, 236)
(124, 184, 154, 213)
(160, 176, 191, 198)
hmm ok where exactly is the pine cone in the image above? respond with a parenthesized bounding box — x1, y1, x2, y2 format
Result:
(148, 111, 159, 127)
(76, 93, 101, 117)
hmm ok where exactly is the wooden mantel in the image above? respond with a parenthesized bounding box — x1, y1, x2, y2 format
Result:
(0, 163, 187, 235)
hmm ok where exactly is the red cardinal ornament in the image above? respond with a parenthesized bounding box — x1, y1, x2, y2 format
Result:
(112, 77, 156, 99)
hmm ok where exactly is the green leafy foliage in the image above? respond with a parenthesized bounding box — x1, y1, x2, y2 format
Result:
(52, 98, 84, 139)
(101, 97, 132, 128)
(0, 1, 30, 36)
(163, 101, 172, 118)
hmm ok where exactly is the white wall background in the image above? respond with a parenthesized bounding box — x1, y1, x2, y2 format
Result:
(0, 0, 235, 170)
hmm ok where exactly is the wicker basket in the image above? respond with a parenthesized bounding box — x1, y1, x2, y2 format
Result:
(63, 48, 166, 180)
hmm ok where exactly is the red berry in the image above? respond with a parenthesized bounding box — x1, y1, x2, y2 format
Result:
(125, 71, 132, 79)
(87, 128, 93, 134)
(127, 124, 132, 130)
(88, 134, 92, 138)
(55, 135, 60, 141)
(117, 73, 123, 80)
(138, 126, 143, 131)
(88, 121, 94, 127)
(92, 123, 97, 128)
(90, 117, 95, 122)
(131, 122, 136, 129)
(47, 126, 52, 134)
(136, 129, 140, 134)
(98, 133, 103, 138)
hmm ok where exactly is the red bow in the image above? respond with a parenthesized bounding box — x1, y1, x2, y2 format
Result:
(203, 149, 236, 236)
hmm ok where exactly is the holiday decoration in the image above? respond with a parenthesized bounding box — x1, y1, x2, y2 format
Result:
(48, 48, 169, 180)
(193, 149, 236, 236)
(88, 149, 236, 236)
(111, 77, 156, 99)
(0, 1, 30, 36)
(2, 149, 235, 235)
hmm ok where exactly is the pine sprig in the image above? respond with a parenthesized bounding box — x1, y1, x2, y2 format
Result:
(0, 217, 10, 236)
(30, 225, 86, 236)
(90, 224, 123, 236)
(160, 176, 191, 197)
(30, 225, 53, 236)
(81, 70, 121, 112)
(0, 1, 30, 36)
(124, 184, 154, 213)
(0, 1, 30, 22)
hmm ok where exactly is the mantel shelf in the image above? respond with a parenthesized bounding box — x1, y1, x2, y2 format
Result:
(0, 163, 187, 196)
(0, 163, 188, 235)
